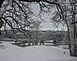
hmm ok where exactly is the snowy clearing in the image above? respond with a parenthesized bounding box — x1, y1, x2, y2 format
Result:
(0, 42, 77, 61)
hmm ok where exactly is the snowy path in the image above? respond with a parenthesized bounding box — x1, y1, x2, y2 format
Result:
(0, 42, 77, 61)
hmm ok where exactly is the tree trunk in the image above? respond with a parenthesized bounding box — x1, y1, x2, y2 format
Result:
(70, 25, 77, 56)
(70, 6, 77, 56)
(0, 30, 1, 35)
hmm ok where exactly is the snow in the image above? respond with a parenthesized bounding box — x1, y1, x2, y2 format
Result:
(0, 42, 77, 61)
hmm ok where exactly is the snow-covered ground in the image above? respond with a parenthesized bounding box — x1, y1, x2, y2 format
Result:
(0, 42, 77, 61)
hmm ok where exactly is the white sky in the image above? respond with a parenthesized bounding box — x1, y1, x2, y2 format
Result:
(30, 3, 67, 31)
(0, 2, 67, 31)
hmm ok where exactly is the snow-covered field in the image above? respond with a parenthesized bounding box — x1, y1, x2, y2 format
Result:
(0, 42, 77, 61)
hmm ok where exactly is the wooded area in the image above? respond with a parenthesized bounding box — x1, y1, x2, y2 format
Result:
(0, 0, 77, 56)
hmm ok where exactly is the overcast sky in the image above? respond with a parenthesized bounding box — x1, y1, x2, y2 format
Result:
(0, 1, 67, 31)
(30, 3, 67, 31)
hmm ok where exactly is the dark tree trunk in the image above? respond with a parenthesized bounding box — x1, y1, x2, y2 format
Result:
(70, 3, 77, 56)
(0, 31, 1, 35)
